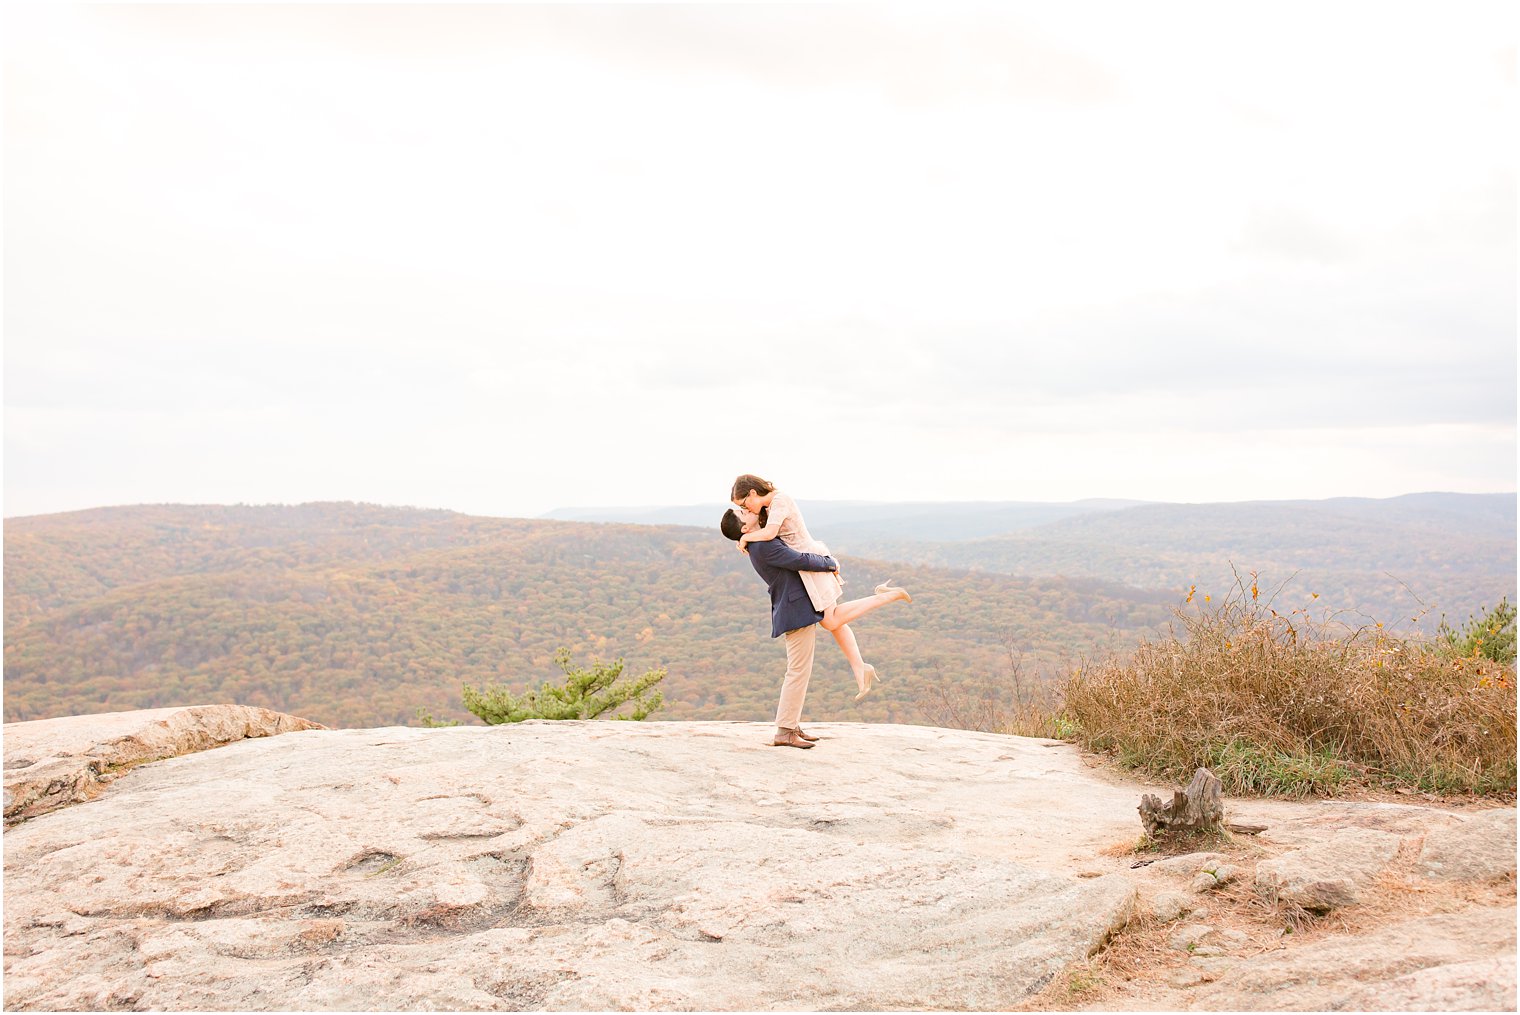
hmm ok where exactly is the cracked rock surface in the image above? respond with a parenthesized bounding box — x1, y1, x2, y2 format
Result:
(6, 713, 1515, 1012)
(4, 719, 1141, 1011)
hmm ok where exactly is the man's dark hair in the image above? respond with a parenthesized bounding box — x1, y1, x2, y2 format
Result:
(720, 508, 743, 541)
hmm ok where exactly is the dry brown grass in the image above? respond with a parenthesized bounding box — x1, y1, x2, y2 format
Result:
(1055, 578, 1516, 797)
(916, 652, 1068, 739)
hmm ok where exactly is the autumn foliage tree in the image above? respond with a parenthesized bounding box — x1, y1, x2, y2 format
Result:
(460, 648, 666, 723)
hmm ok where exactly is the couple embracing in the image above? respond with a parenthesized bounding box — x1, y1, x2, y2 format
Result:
(721, 474, 912, 750)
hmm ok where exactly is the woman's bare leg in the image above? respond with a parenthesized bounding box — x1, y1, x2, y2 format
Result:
(819, 588, 911, 694)
(829, 623, 866, 687)
(819, 588, 910, 630)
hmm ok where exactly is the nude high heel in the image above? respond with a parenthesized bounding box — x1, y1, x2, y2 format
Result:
(854, 664, 879, 702)
(874, 580, 912, 603)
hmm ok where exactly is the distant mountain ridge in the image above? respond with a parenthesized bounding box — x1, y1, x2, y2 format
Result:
(846, 493, 1515, 632)
(543, 498, 1151, 542)
(544, 492, 1511, 541)
(545, 493, 1516, 632)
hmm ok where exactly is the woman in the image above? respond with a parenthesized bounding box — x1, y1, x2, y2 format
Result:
(731, 473, 911, 700)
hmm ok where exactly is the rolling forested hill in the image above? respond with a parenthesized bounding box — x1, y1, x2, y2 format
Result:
(3, 504, 1173, 729)
(8, 495, 1510, 730)
(551, 493, 1517, 634)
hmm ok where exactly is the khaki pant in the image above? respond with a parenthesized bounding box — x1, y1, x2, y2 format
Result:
(774, 624, 817, 730)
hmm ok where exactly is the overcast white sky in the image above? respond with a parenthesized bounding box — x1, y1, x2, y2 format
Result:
(4, 2, 1515, 519)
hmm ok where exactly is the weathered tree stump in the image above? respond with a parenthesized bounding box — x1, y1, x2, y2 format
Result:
(1139, 767, 1224, 839)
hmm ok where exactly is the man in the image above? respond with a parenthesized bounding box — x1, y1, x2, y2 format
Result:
(721, 508, 906, 749)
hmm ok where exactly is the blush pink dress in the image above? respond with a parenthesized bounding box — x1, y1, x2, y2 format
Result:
(767, 492, 844, 612)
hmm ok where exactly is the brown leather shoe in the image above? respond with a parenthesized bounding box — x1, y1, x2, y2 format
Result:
(796, 727, 820, 742)
(770, 728, 814, 749)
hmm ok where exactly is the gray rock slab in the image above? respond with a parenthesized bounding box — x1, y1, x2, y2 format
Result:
(1165, 924, 1248, 958)
(1150, 851, 1228, 876)
(1254, 827, 1404, 911)
(1255, 799, 1463, 846)
(3, 720, 1141, 1011)
(1147, 890, 1195, 923)
(1189, 863, 1239, 893)
(1418, 807, 1517, 882)
(1168, 923, 1216, 953)
(1186, 906, 1517, 1011)
(3, 705, 325, 824)
(1340, 955, 1518, 1011)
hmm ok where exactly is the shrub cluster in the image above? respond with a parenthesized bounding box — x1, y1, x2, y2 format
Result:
(1055, 583, 1516, 797)
(1439, 597, 1516, 665)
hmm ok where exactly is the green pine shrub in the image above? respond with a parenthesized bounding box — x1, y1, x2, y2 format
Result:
(459, 648, 666, 724)
(1439, 598, 1516, 665)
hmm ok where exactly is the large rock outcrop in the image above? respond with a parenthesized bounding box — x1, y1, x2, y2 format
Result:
(3, 712, 1514, 1011)
(4, 718, 1141, 1011)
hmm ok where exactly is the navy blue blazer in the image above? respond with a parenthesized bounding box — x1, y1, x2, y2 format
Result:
(744, 539, 839, 637)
